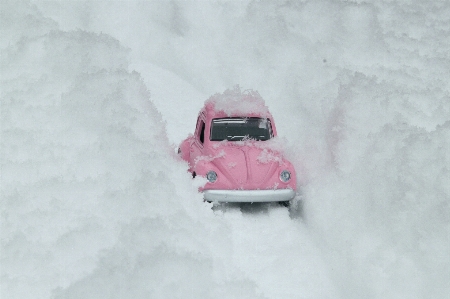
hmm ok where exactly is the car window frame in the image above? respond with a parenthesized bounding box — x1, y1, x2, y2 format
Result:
(209, 117, 273, 141)
(195, 113, 206, 148)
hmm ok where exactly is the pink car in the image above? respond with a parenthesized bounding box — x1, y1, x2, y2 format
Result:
(178, 88, 296, 204)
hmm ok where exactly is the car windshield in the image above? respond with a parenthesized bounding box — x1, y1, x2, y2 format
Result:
(210, 117, 272, 141)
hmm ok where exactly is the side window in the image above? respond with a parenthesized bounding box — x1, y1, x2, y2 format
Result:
(199, 120, 205, 144)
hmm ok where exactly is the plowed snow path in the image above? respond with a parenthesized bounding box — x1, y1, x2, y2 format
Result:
(212, 203, 338, 298)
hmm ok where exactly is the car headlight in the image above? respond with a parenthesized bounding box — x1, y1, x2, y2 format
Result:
(206, 171, 218, 183)
(280, 170, 291, 182)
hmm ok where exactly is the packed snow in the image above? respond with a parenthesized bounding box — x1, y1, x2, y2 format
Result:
(1, 0, 449, 299)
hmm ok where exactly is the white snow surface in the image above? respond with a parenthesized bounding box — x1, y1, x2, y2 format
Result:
(1, 0, 449, 299)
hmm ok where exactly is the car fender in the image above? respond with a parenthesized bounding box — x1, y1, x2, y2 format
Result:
(178, 135, 194, 163)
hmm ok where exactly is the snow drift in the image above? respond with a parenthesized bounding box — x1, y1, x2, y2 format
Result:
(0, 8, 220, 297)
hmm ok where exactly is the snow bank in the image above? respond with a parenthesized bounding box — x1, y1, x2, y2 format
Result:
(302, 74, 450, 299)
(275, 2, 450, 297)
(0, 5, 234, 299)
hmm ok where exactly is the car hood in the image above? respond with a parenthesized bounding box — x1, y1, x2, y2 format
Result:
(207, 143, 285, 189)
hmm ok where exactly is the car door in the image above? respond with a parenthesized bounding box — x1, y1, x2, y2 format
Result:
(190, 114, 206, 169)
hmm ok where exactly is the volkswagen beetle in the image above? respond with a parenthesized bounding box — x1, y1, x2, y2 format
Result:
(178, 88, 296, 204)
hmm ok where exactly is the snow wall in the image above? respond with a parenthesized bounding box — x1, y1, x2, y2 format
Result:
(2, 0, 449, 299)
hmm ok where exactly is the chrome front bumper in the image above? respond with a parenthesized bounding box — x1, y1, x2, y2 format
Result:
(203, 189, 296, 203)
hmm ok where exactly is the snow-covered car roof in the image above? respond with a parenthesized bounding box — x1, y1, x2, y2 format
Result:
(203, 86, 272, 119)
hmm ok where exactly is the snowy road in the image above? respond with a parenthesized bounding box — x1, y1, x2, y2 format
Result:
(2, 1, 449, 298)
(211, 204, 337, 299)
